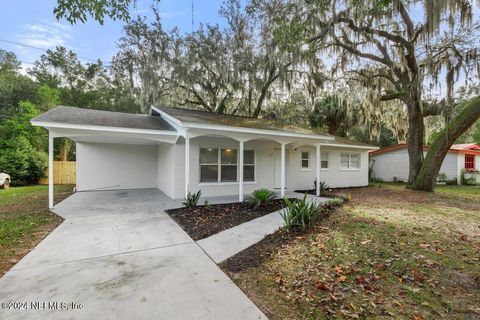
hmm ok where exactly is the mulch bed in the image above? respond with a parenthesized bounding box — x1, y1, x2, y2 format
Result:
(166, 199, 292, 241)
(294, 189, 337, 198)
(220, 204, 338, 273)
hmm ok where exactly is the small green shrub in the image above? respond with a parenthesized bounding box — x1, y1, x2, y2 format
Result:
(281, 194, 319, 229)
(314, 180, 330, 193)
(437, 172, 447, 181)
(246, 188, 277, 208)
(325, 198, 344, 207)
(182, 190, 201, 208)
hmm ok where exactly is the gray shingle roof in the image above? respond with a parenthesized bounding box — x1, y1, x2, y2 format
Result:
(156, 106, 377, 148)
(156, 106, 327, 136)
(32, 106, 175, 131)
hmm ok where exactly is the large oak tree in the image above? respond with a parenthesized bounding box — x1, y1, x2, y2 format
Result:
(263, 0, 480, 190)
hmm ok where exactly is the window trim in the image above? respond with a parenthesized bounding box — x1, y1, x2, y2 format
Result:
(198, 146, 256, 183)
(465, 154, 475, 171)
(321, 151, 329, 170)
(300, 150, 310, 170)
(340, 152, 361, 170)
(243, 149, 256, 182)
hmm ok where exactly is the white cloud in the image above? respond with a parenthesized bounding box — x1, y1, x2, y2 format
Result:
(158, 11, 187, 19)
(16, 21, 72, 49)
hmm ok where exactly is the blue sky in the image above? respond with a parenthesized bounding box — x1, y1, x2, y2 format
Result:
(0, 0, 224, 67)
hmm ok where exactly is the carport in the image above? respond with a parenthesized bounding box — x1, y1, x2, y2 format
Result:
(31, 106, 179, 208)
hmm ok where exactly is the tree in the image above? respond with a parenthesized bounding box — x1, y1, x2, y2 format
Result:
(114, 0, 297, 117)
(0, 50, 39, 121)
(309, 95, 350, 135)
(54, 0, 137, 25)
(0, 102, 48, 185)
(265, 0, 480, 191)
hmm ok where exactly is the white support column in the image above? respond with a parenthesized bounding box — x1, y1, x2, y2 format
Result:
(48, 133, 54, 209)
(239, 140, 244, 202)
(184, 133, 190, 198)
(316, 144, 321, 196)
(280, 142, 286, 197)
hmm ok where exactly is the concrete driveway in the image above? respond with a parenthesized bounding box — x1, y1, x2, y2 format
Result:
(0, 189, 266, 320)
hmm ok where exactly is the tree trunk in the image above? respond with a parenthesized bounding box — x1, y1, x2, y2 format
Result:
(406, 96, 425, 185)
(410, 96, 480, 191)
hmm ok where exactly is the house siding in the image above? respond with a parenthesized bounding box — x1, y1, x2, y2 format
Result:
(76, 142, 157, 191)
(172, 137, 369, 199)
(371, 149, 459, 183)
(156, 143, 176, 198)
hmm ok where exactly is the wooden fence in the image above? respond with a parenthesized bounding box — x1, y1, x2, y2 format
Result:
(39, 161, 76, 185)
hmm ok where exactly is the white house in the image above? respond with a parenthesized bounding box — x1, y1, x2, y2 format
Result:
(31, 106, 377, 208)
(370, 143, 480, 184)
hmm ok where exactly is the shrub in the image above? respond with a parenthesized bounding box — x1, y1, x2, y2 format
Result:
(325, 198, 344, 207)
(437, 172, 447, 181)
(313, 180, 330, 193)
(281, 194, 319, 229)
(182, 190, 201, 209)
(246, 188, 277, 208)
(0, 136, 47, 186)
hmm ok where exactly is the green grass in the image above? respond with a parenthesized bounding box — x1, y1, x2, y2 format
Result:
(0, 185, 73, 275)
(229, 184, 480, 319)
(0, 185, 73, 208)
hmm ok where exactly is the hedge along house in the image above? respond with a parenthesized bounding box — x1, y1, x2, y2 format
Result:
(369, 143, 480, 184)
(31, 106, 377, 208)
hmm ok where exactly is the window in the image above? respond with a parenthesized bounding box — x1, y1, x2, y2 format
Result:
(200, 148, 255, 183)
(200, 148, 219, 182)
(244, 150, 255, 181)
(221, 148, 237, 181)
(321, 151, 329, 169)
(340, 153, 361, 169)
(465, 155, 475, 171)
(301, 151, 310, 169)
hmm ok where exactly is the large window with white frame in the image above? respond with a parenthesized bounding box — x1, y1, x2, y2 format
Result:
(199, 148, 255, 183)
(340, 152, 360, 169)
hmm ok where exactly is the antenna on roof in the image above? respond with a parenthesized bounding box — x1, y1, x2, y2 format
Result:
(191, 0, 194, 32)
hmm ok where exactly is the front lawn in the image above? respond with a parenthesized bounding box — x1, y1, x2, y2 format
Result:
(0, 185, 74, 276)
(222, 184, 480, 319)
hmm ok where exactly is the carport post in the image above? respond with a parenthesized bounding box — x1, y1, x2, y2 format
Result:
(316, 144, 321, 197)
(184, 133, 190, 198)
(280, 143, 286, 197)
(239, 140, 244, 202)
(48, 132, 54, 209)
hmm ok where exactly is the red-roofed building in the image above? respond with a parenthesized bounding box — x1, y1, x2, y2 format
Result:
(369, 143, 480, 184)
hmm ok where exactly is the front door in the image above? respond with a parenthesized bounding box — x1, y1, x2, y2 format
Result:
(274, 149, 288, 189)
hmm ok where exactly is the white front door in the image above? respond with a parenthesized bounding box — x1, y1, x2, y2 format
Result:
(274, 149, 288, 189)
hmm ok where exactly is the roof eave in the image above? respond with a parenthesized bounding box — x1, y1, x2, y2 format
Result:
(30, 120, 179, 136)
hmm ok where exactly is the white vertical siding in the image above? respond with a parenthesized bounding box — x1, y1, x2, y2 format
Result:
(76, 142, 157, 191)
(370, 149, 410, 182)
(288, 146, 369, 189)
(438, 153, 459, 181)
(171, 137, 370, 199)
(371, 149, 459, 182)
(156, 143, 176, 198)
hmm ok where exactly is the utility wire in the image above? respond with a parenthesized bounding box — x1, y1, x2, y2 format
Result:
(0, 39, 107, 64)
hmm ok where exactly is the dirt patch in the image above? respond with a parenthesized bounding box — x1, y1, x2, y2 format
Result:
(166, 199, 291, 240)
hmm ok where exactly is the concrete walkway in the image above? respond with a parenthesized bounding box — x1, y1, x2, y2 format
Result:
(0, 189, 266, 320)
(198, 193, 330, 263)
